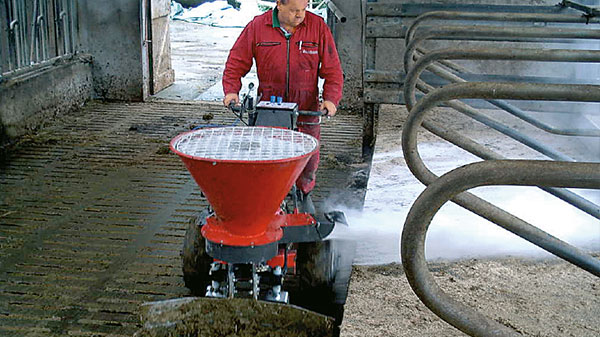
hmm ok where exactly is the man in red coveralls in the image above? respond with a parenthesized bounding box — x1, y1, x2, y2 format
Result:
(222, 0, 344, 214)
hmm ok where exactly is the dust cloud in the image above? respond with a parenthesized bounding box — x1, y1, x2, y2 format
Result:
(328, 146, 600, 265)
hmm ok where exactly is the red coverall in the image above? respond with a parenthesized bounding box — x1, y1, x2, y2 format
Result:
(222, 9, 343, 194)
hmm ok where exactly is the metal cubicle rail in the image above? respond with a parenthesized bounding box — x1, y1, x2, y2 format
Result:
(361, 0, 598, 156)
(401, 81, 600, 337)
(403, 48, 600, 219)
(402, 81, 600, 265)
(399, 4, 599, 336)
(401, 159, 600, 337)
(0, 0, 76, 77)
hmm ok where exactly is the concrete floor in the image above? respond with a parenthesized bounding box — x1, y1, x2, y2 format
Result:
(0, 100, 365, 335)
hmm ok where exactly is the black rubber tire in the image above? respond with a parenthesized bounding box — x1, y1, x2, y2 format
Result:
(295, 240, 345, 326)
(182, 212, 213, 296)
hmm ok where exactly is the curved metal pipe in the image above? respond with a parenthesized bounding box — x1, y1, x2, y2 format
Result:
(424, 62, 600, 137)
(403, 25, 600, 73)
(405, 11, 600, 47)
(419, 79, 600, 219)
(416, 80, 575, 161)
(415, 47, 468, 74)
(401, 160, 600, 337)
(401, 81, 600, 273)
(403, 49, 600, 224)
(414, 81, 600, 219)
(406, 48, 600, 137)
(326, 0, 346, 23)
(561, 0, 600, 17)
(405, 48, 600, 110)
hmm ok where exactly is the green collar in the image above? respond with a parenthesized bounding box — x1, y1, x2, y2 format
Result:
(272, 7, 291, 38)
(272, 7, 280, 28)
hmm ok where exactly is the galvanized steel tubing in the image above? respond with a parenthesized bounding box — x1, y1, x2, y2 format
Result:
(31, 0, 50, 63)
(404, 11, 600, 48)
(399, 11, 600, 337)
(560, 0, 600, 17)
(1, 0, 76, 74)
(7, 0, 28, 69)
(57, 0, 75, 55)
(401, 81, 600, 276)
(403, 25, 600, 73)
(403, 48, 600, 220)
(401, 159, 600, 337)
(404, 12, 600, 137)
(326, 0, 346, 23)
(408, 48, 600, 137)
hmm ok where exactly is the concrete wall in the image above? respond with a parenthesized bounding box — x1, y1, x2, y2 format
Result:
(0, 0, 147, 143)
(0, 55, 93, 143)
(330, 0, 363, 110)
(78, 1, 145, 101)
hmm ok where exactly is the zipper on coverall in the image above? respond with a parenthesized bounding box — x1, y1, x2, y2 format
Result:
(285, 36, 290, 100)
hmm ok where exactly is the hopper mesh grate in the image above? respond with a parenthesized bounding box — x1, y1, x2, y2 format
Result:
(173, 127, 318, 161)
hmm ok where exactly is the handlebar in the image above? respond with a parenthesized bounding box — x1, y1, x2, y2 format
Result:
(228, 102, 328, 117)
(298, 110, 329, 117)
(228, 102, 240, 112)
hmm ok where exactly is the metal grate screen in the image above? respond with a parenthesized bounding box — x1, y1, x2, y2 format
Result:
(173, 127, 318, 161)
(1, 0, 76, 75)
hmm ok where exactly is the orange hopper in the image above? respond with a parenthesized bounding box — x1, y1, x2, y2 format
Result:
(170, 126, 318, 251)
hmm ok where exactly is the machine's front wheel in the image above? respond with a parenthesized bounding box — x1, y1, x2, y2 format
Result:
(182, 211, 213, 295)
(295, 240, 346, 326)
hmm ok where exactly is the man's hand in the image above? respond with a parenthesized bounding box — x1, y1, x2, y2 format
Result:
(223, 93, 240, 108)
(320, 100, 337, 117)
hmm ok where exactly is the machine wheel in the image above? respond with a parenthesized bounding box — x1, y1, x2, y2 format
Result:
(182, 211, 213, 295)
(295, 240, 345, 326)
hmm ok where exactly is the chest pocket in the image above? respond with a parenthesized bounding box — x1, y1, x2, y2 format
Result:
(297, 41, 319, 54)
(255, 41, 282, 70)
(257, 42, 281, 47)
(296, 41, 319, 70)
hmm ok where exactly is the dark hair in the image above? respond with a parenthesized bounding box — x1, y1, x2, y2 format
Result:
(279, 0, 289, 4)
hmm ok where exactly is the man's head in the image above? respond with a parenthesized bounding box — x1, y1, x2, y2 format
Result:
(276, 0, 309, 30)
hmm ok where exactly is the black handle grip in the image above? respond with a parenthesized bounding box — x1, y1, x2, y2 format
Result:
(228, 102, 241, 113)
(298, 110, 327, 117)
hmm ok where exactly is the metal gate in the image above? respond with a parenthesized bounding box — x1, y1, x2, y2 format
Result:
(363, 1, 600, 336)
(0, 0, 77, 77)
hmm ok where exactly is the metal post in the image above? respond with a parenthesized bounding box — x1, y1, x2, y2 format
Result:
(0, 0, 9, 74)
(29, 0, 39, 63)
(362, 0, 378, 159)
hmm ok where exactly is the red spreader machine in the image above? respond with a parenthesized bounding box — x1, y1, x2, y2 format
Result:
(170, 121, 353, 325)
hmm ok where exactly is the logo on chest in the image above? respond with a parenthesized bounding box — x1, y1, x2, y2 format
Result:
(302, 49, 318, 55)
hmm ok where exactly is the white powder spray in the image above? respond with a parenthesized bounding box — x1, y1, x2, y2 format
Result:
(329, 145, 600, 265)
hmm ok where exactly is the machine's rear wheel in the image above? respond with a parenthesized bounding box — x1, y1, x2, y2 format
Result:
(295, 240, 346, 326)
(182, 211, 213, 295)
